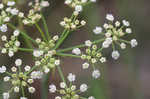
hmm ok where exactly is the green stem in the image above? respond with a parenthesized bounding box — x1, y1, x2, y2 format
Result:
(41, 13, 51, 40)
(7, 23, 37, 44)
(57, 65, 66, 84)
(18, 18, 33, 48)
(56, 52, 81, 58)
(25, 65, 39, 75)
(21, 86, 25, 97)
(97, 47, 103, 53)
(57, 39, 105, 53)
(18, 48, 34, 52)
(41, 73, 50, 99)
(119, 39, 130, 44)
(54, 29, 70, 49)
(35, 23, 47, 42)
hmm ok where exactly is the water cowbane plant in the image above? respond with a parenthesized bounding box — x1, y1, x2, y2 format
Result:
(0, 0, 138, 99)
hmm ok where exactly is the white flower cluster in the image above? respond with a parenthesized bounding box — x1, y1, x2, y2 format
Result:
(33, 36, 60, 74)
(49, 73, 94, 99)
(1, 29, 20, 57)
(81, 43, 106, 67)
(93, 14, 138, 60)
(1, 59, 36, 99)
(65, 0, 96, 12)
(21, 0, 49, 25)
(0, 1, 18, 23)
(0, 1, 19, 33)
(60, 16, 86, 30)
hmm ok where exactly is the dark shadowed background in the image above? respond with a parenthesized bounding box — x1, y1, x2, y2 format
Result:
(0, 0, 150, 99)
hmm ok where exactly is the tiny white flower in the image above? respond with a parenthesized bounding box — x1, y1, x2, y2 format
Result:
(3, 92, 9, 99)
(49, 84, 56, 93)
(115, 21, 120, 27)
(13, 30, 20, 36)
(28, 87, 35, 93)
(11, 67, 17, 72)
(0, 24, 8, 32)
(14, 86, 19, 93)
(44, 67, 50, 73)
(126, 28, 132, 34)
(81, 20, 86, 26)
(65, 0, 72, 5)
(122, 20, 130, 27)
(72, 48, 81, 55)
(40, 1, 49, 7)
(75, 5, 83, 12)
(71, 85, 76, 91)
(27, 79, 34, 84)
(112, 50, 120, 60)
(93, 26, 102, 34)
(1, 48, 7, 54)
(55, 60, 60, 66)
(105, 32, 111, 38)
(60, 21, 66, 26)
(73, 11, 79, 16)
(0, 66, 6, 73)
(55, 96, 61, 99)
(33, 50, 43, 57)
(1, 35, 7, 41)
(4, 17, 10, 22)
(20, 97, 27, 99)
(15, 59, 22, 66)
(8, 50, 14, 57)
(100, 57, 106, 63)
(92, 69, 100, 79)
(80, 84, 88, 92)
(30, 71, 43, 79)
(82, 62, 89, 69)
(91, 58, 97, 63)
(10, 8, 19, 15)
(15, 41, 20, 47)
(103, 23, 109, 29)
(130, 39, 138, 48)
(106, 14, 114, 21)
(90, 0, 96, 2)
(81, 0, 88, 3)
(0, 4, 4, 9)
(102, 41, 110, 48)
(6, 7, 11, 12)
(60, 82, 66, 88)
(67, 73, 76, 82)
(7, 1, 15, 6)
(88, 96, 95, 99)
(24, 65, 31, 71)
(35, 61, 41, 66)
(3, 76, 10, 82)
(85, 40, 92, 47)
(18, 12, 24, 18)
(120, 43, 126, 49)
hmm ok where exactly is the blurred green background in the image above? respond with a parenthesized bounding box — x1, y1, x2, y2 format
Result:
(1, 0, 150, 99)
